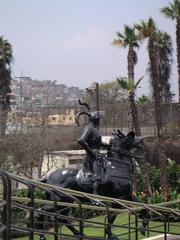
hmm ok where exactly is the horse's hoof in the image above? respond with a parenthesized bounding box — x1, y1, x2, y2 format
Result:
(140, 227, 146, 236)
(40, 236, 46, 240)
(108, 234, 120, 240)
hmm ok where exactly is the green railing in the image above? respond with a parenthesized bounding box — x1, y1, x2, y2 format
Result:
(0, 170, 179, 240)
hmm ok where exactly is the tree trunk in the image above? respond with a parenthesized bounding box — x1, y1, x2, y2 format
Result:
(0, 105, 7, 135)
(128, 92, 141, 136)
(128, 45, 135, 80)
(134, 141, 152, 203)
(127, 46, 141, 136)
(149, 34, 163, 138)
(176, 18, 180, 103)
(157, 140, 169, 193)
(148, 34, 169, 192)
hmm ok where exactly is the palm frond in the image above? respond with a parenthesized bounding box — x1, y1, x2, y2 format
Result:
(161, 7, 175, 19)
(161, 0, 180, 18)
(0, 36, 13, 66)
(116, 77, 128, 90)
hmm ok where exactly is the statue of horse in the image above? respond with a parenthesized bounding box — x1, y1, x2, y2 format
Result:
(37, 130, 148, 240)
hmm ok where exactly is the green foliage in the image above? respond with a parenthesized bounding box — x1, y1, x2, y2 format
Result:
(13, 187, 46, 199)
(161, 0, 180, 20)
(151, 187, 180, 204)
(136, 95, 150, 104)
(0, 36, 13, 65)
(135, 17, 157, 39)
(149, 164, 161, 191)
(137, 161, 180, 194)
(167, 158, 180, 191)
(113, 25, 140, 48)
(136, 160, 180, 203)
(116, 77, 134, 91)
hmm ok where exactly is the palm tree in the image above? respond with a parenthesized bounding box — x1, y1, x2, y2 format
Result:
(0, 36, 13, 135)
(135, 17, 163, 138)
(161, 0, 180, 102)
(116, 76, 147, 194)
(136, 95, 150, 104)
(136, 19, 170, 192)
(116, 76, 143, 135)
(113, 25, 141, 135)
(156, 30, 173, 102)
(113, 25, 140, 80)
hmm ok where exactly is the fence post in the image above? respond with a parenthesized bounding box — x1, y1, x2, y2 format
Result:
(0, 170, 11, 240)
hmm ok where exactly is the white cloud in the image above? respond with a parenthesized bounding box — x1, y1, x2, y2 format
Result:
(61, 26, 110, 50)
(57, 26, 127, 88)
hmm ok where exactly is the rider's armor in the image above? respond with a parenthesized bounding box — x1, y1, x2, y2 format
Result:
(76, 101, 108, 180)
(77, 123, 102, 174)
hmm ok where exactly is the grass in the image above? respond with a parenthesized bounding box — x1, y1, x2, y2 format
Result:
(14, 213, 180, 240)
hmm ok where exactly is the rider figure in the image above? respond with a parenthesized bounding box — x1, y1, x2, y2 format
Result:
(75, 101, 109, 181)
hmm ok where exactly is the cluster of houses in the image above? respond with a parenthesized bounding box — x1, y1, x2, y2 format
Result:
(6, 77, 85, 133)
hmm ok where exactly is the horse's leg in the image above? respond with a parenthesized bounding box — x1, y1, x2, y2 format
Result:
(36, 205, 50, 240)
(57, 207, 83, 238)
(105, 212, 119, 240)
(131, 193, 150, 236)
(35, 211, 46, 240)
(66, 223, 81, 236)
(138, 209, 150, 236)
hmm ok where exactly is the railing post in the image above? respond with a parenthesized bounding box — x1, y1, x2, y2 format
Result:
(128, 213, 131, 240)
(0, 170, 11, 240)
(164, 214, 167, 240)
(28, 185, 35, 240)
(135, 215, 138, 240)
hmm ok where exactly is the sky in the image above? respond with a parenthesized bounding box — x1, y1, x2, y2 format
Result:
(0, 0, 178, 100)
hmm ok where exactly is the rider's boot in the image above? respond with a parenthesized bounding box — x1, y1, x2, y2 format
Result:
(93, 159, 103, 181)
(92, 179, 102, 206)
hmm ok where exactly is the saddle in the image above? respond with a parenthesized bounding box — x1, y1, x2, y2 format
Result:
(76, 168, 94, 186)
(76, 161, 107, 186)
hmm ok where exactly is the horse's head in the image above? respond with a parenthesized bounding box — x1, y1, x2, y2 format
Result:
(109, 130, 144, 152)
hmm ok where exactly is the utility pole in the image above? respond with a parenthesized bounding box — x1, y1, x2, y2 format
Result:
(95, 82, 99, 111)
(15, 71, 23, 134)
(20, 74, 23, 134)
(85, 82, 100, 111)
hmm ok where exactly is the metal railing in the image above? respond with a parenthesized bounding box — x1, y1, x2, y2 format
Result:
(0, 170, 179, 240)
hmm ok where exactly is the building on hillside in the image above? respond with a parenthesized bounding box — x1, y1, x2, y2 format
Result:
(48, 108, 75, 125)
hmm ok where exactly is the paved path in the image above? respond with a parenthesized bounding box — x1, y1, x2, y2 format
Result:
(143, 234, 180, 240)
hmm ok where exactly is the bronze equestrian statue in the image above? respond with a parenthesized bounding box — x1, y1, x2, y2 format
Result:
(36, 101, 148, 240)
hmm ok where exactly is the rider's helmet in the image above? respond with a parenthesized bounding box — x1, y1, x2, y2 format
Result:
(75, 100, 104, 126)
(89, 111, 104, 125)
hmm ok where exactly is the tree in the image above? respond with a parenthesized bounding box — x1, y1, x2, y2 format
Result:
(113, 25, 140, 80)
(0, 36, 13, 135)
(135, 17, 162, 138)
(136, 95, 150, 105)
(116, 76, 142, 135)
(116, 76, 153, 201)
(135, 18, 169, 193)
(113, 25, 141, 135)
(83, 81, 125, 109)
(156, 30, 173, 102)
(99, 81, 125, 104)
(161, 0, 180, 102)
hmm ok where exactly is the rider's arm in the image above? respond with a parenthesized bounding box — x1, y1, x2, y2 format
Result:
(77, 127, 96, 158)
